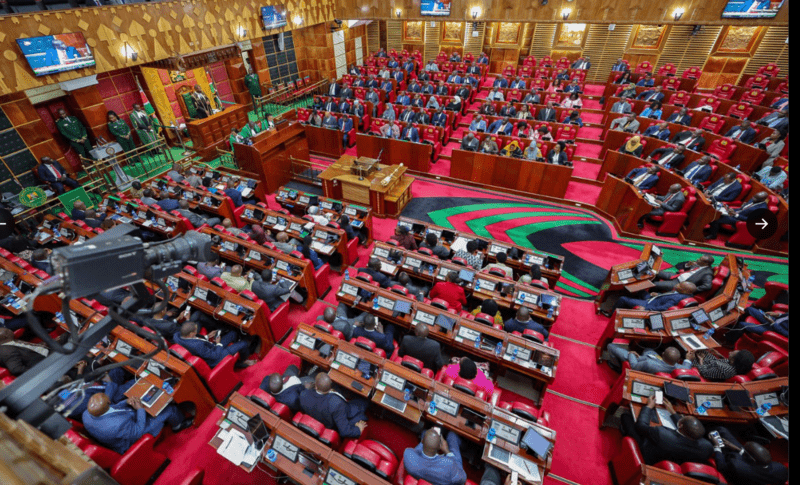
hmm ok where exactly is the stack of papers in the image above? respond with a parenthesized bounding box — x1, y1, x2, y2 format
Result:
(217, 429, 249, 466)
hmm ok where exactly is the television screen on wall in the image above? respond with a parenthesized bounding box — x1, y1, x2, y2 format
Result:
(262, 6, 287, 29)
(16, 33, 95, 77)
(722, 0, 785, 18)
(421, 0, 451, 16)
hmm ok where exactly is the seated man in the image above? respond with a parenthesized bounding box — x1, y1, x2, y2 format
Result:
(306, 205, 330, 225)
(625, 165, 660, 191)
(483, 252, 513, 279)
(642, 122, 671, 141)
(0, 328, 49, 376)
(614, 282, 697, 311)
(198, 253, 225, 280)
(469, 114, 487, 132)
(646, 144, 685, 169)
(452, 240, 484, 271)
(460, 132, 479, 151)
(503, 307, 549, 339)
(679, 156, 714, 185)
(299, 373, 368, 439)
(688, 349, 754, 382)
(156, 192, 179, 212)
(753, 165, 787, 191)
(251, 269, 301, 312)
(38, 157, 79, 194)
(420, 233, 450, 260)
(358, 257, 391, 288)
(394, 271, 429, 300)
(643, 183, 685, 226)
(71, 200, 87, 220)
(429, 272, 467, 312)
(705, 173, 742, 203)
(29, 248, 52, 274)
(652, 255, 714, 293)
(620, 395, 713, 465)
(260, 364, 313, 413)
(730, 308, 788, 339)
(129, 302, 180, 339)
(609, 113, 640, 133)
(83, 393, 191, 455)
(704, 192, 769, 240)
(57, 366, 135, 420)
(724, 120, 757, 144)
(220, 264, 253, 292)
(166, 163, 185, 183)
(711, 426, 789, 485)
(274, 232, 300, 254)
(317, 305, 368, 341)
(403, 428, 467, 485)
(487, 116, 513, 136)
(352, 314, 396, 356)
(176, 199, 221, 228)
(398, 323, 445, 372)
(671, 128, 705, 151)
(605, 344, 692, 374)
(223, 180, 246, 207)
(390, 225, 417, 250)
(172, 321, 256, 368)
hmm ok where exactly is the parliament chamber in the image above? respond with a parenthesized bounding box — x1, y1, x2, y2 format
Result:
(0, 0, 789, 484)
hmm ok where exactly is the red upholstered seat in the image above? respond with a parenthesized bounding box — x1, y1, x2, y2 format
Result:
(210, 277, 233, 293)
(177, 468, 205, 485)
(755, 350, 787, 370)
(292, 412, 340, 448)
(669, 91, 691, 107)
(657, 63, 677, 77)
(610, 437, 645, 485)
(671, 368, 704, 382)
(726, 103, 753, 120)
(712, 84, 736, 100)
(350, 336, 387, 358)
(312, 321, 344, 340)
(66, 430, 169, 485)
(752, 281, 788, 310)
(555, 124, 577, 141)
(635, 61, 653, 74)
(355, 272, 374, 284)
(695, 265, 729, 303)
(653, 461, 682, 474)
(249, 388, 293, 421)
(556, 57, 571, 69)
(430, 298, 450, 310)
(170, 344, 238, 402)
(747, 366, 778, 381)
(522, 56, 537, 67)
(681, 462, 722, 483)
(417, 247, 433, 256)
(390, 285, 410, 297)
(662, 77, 681, 91)
(652, 186, 696, 237)
(706, 138, 737, 163)
(744, 75, 769, 90)
(739, 89, 766, 106)
(473, 313, 494, 326)
(451, 257, 468, 266)
(343, 439, 399, 479)
(757, 63, 780, 77)
(394, 355, 434, 378)
(682, 66, 702, 79)
(498, 400, 539, 422)
(421, 126, 442, 162)
(725, 195, 779, 249)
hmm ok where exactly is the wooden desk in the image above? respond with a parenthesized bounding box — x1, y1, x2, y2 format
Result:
(595, 175, 655, 235)
(188, 104, 250, 160)
(602, 72, 698, 96)
(595, 243, 662, 312)
(148, 178, 238, 227)
(450, 150, 571, 199)
(187, 164, 267, 204)
(425, 382, 491, 443)
(0, 258, 60, 314)
(210, 394, 281, 472)
(100, 200, 187, 239)
(641, 466, 718, 485)
(235, 121, 310, 194)
(326, 452, 393, 485)
(329, 339, 383, 398)
(274, 187, 374, 245)
(305, 125, 345, 158)
(355, 134, 432, 172)
(124, 374, 173, 417)
(372, 360, 432, 424)
(483, 405, 555, 485)
(318, 155, 414, 218)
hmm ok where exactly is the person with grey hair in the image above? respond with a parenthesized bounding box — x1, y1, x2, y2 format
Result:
(307, 205, 330, 225)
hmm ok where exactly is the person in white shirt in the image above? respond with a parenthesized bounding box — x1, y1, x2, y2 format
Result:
(307, 205, 331, 225)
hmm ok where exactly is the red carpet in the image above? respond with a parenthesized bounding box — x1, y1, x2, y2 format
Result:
(577, 126, 603, 140)
(580, 112, 605, 124)
(582, 84, 606, 96)
(571, 160, 601, 180)
(564, 181, 601, 205)
(582, 99, 603, 110)
(573, 143, 603, 159)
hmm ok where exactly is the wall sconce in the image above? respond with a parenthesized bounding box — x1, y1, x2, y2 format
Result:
(561, 8, 571, 20)
(236, 26, 247, 39)
(471, 6, 481, 19)
(121, 42, 137, 62)
(395, 8, 402, 18)
(293, 15, 303, 25)
(672, 8, 685, 21)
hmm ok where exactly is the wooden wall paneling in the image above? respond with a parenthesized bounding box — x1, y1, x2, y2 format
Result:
(423, 21, 440, 63)
(387, 20, 403, 52)
(463, 22, 485, 58)
(656, 25, 723, 78)
(742, 26, 788, 77)
(529, 23, 556, 61)
(582, 24, 634, 83)
(366, 20, 381, 56)
(65, 85, 110, 144)
(225, 57, 250, 106)
(250, 43, 271, 88)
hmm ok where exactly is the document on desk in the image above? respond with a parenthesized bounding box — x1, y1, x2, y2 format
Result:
(656, 408, 677, 431)
(217, 430, 249, 466)
(380, 261, 397, 274)
(450, 237, 469, 253)
(509, 454, 541, 482)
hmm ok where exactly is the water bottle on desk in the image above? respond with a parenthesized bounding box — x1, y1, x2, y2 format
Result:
(547, 307, 554, 319)
(495, 341, 503, 356)
(344, 269, 350, 281)
(511, 348, 518, 362)
(756, 402, 773, 417)
(703, 328, 715, 340)
(697, 400, 711, 415)
(474, 336, 481, 349)
(404, 388, 412, 401)
(373, 298, 380, 310)
(429, 400, 437, 414)
(487, 427, 496, 442)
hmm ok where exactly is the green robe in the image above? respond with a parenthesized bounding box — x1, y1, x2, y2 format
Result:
(230, 132, 247, 147)
(130, 110, 158, 148)
(56, 116, 94, 160)
(108, 119, 136, 153)
(244, 73, 262, 99)
(239, 122, 262, 139)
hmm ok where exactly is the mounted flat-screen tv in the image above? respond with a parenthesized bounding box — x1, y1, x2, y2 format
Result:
(421, 0, 451, 16)
(262, 6, 287, 29)
(16, 33, 95, 76)
(722, 0, 785, 18)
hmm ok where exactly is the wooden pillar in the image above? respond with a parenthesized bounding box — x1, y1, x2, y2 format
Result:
(64, 85, 111, 145)
(250, 42, 271, 87)
(225, 58, 250, 106)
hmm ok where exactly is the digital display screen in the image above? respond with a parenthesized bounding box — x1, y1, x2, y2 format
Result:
(377, 296, 396, 310)
(335, 350, 358, 369)
(516, 290, 539, 306)
(432, 393, 459, 416)
(166, 276, 179, 289)
(631, 381, 661, 398)
(321, 201, 333, 210)
(374, 247, 390, 259)
(299, 196, 310, 204)
(243, 209, 255, 219)
(223, 301, 240, 315)
(314, 230, 328, 240)
(525, 254, 544, 266)
(266, 215, 278, 225)
(261, 5, 288, 29)
(458, 326, 481, 342)
(708, 307, 725, 322)
(340, 283, 358, 297)
(474, 278, 496, 292)
(671, 317, 692, 331)
(505, 343, 531, 362)
(489, 244, 508, 256)
(381, 370, 406, 391)
(691, 309, 711, 324)
(754, 392, 781, 408)
(290, 223, 304, 233)
(17, 33, 95, 76)
(226, 405, 250, 429)
(272, 434, 298, 462)
(695, 394, 725, 409)
(651, 245, 661, 257)
(414, 310, 436, 326)
(276, 260, 290, 272)
(622, 318, 646, 329)
(146, 360, 165, 377)
(222, 241, 237, 252)
(325, 468, 357, 485)
(194, 287, 208, 301)
(420, 0, 451, 16)
(617, 269, 634, 281)
(491, 420, 521, 445)
(295, 331, 316, 349)
(115, 340, 133, 357)
(405, 257, 422, 268)
(248, 249, 262, 261)
(722, 0, 784, 18)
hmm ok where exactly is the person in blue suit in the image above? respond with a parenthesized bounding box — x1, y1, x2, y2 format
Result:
(469, 115, 487, 132)
(403, 428, 468, 485)
(487, 117, 514, 136)
(392, 68, 405, 83)
(387, 58, 399, 69)
(337, 99, 351, 114)
(172, 321, 253, 368)
(509, 76, 526, 89)
(637, 86, 664, 102)
(626, 165, 660, 190)
(492, 77, 508, 88)
(83, 392, 190, 455)
(680, 156, 713, 185)
(705, 173, 742, 202)
(407, 80, 421, 93)
(396, 92, 412, 106)
(37, 157, 79, 194)
(223, 179, 245, 207)
(352, 314, 396, 356)
(261, 364, 313, 413)
(614, 282, 697, 311)
(636, 74, 655, 87)
(338, 116, 354, 146)
(446, 72, 462, 84)
(564, 79, 582, 94)
(503, 307, 549, 339)
(723, 120, 757, 144)
(326, 80, 342, 98)
(403, 60, 415, 73)
(643, 122, 671, 141)
(704, 192, 769, 240)
(299, 373, 369, 439)
(29, 248, 52, 274)
(358, 257, 391, 288)
(401, 124, 420, 143)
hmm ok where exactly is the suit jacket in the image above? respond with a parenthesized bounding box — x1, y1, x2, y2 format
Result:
(341, 88, 354, 99)
(260, 377, 304, 412)
(610, 117, 640, 133)
(299, 390, 364, 438)
(564, 84, 581, 94)
(407, 83, 421, 93)
(733, 199, 768, 221)
(636, 79, 655, 87)
(460, 137, 479, 151)
(402, 62, 415, 72)
(656, 191, 686, 213)
(358, 267, 390, 288)
(682, 162, 713, 184)
(706, 179, 742, 202)
(417, 72, 431, 82)
(633, 406, 714, 465)
(399, 110, 416, 123)
(431, 112, 448, 127)
(724, 126, 757, 144)
(537, 108, 556, 122)
(611, 62, 628, 71)
(30, 259, 52, 274)
(37, 162, 68, 183)
(352, 79, 365, 88)
(446, 75, 461, 84)
(627, 167, 659, 190)
(435, 86, 449, 96)
(492, 78, 508, 88)
(421, 85, 434, 94)
(644, 292, 688, 311)
(172, 333, 234, 368)
(327, 84, 342, 97)
(611, 101, 632, 114)
(82, 403, 167, 455)
(498, 106, 516, 117)
(351, 106, 365, 118)
(323, 101, 339, 113)
(337, 101, 351, 113)
(546, 150, 569, 166)
(643, 126, 671, 141)
(714, 450, 788, 485)
(510, 80, 526, 89)
(664, 266, 714, 293)
(649, 148, 685, 168)
(758, 113, 789, 132)
(387, 60, 399, 68)
(0, 344, 46, 376)
(488, 120, 513, 136)
(571, 59, 591, 69)
(414, 113, 430, 125)
(667, 113, 692, 126)
(401, 126, 420, 143)
(322, 115, 339, 130)
(522, 94, 541, 104)
(477, 56, 489, 64)
(638, 90, 665, 102)
(398, 335, 445, 371)
(671, 131, 705, 151)
(469, 120, 486, 132)
(396, 95, 411, 106)
(338, 117, 354, 133)
(455, 88, 470, 99)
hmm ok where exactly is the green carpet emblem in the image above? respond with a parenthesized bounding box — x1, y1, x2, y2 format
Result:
(19, 187, 47, 208)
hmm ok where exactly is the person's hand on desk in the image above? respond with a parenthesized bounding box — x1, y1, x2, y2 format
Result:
(645, 396, 657, 409)
(127, 397, 143, 410)
(355, 420, 367, 433)
(685, 350, 696, 362)
(663, 398, 675, 415)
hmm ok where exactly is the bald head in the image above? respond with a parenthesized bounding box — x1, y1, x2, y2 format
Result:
(744, 441, 771, 466)
(678, 416, 705, 440)
(698, 255, 714, 267)
(315, 372, 332, 393)
(87, 393, 111, 417)
(74, 200, 86, 211)
(753, 191, 769, 202)
(675, 282, 697, 295)
(415, 323, 429, 339)
(662, 347, 681, 365)
(268, 373, 283, 394)
(668, 183, 682, 193)
(422, 429, 442, 456)
(516, 307, 531, 322)
(368, 257, 382, 272)
(322, 307, 336, 324)
(276, 232, 289, 243)
(222, 218, 233, 228)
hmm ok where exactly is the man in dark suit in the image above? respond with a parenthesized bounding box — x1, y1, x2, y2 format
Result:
(29, 248, 52, 274)
(411, 94, 425, 108)
(0, 328, 48, 376)
(420, 80, 433, 94)
(260, 364, 312, 413)
(711, 426, 788, 485)
(455, 85, 470, 100)
(398, 107, 416, 123)
(620, 394, 713, 465)
(435, 81, 449, 96)
(477, 52, 489, 65)
(487, 117, 513, 136)
(358, 257, 391, 288)
(340, 85, 354, 100)
(671, 128, 706, 151)
(351, 77, 365, 88)
(636, 73, 655, 87)
(756, 108, 788, 133)
(626, 165, 660, 190)
(365, 75, 379, 89)
(537, 102, 557, 122)
(414, 110, 430, 125)
(679, 156, 714, 185)
(509, 76, 526, 89)
(614, 282, 697, 310)
(397, 324, 445, 372)
(327, 79, 342, 98)
(396, 92, 412, 106)
(223, 180, 245, 207)
(492, 76, 508, 88)
(652, 255, 715, 293)
(479, 102, 496, 116)
(172, 321, 254, 368)
(83, 392, 190, 455)
(666, 107, 692, 126)
(724, 120, 757, 144)
(460, 132, 479, 151)
(431, 106, 448, 127)
(400, 124, 420, 143)
(571, 56, 591, 70)
(402, 59, 415, 73)
(323, 97, 339, 112)
(446, 72, 461, 84)
(705, 192, 769, 240)
(467, 62, 481, 75)
(611, 58, 627, 71)
(503, 307, 549, 339)
(564, 80, 582, 94)
(71, 200, 87, 220)
(705, 173, 742, 202)
(645, 183, 686, 223)
(299, 373, 368, 439)
(498, 104, 516, 118)
(522, 90, 541, 104)
(338, 116, 354, 146)
(352, 314, 396, 356)
(375, 48, 388, 58)
(337, 98, 351, 113)
(637, 86, 665, 102)
(646, 144, 685, 169)
(387, 58, 399, 69)
(37, 157, 79, 194)
(392, 69, 405, 83)
(407, 80, 421, 93)
(642, 122, 672, 141)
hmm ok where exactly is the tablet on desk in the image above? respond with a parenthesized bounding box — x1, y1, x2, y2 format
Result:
(521, 427, 552, 458)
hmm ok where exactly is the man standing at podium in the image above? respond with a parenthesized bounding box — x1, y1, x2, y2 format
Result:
(191, 84, 213, 119)
(56, 108, 95, 162)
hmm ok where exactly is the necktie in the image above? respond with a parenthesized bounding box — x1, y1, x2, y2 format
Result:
(685, 164, 700, 180)
(734, 129, 743, 140)
(660, 153, 673, 166)
(48, 165, 61, 178)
